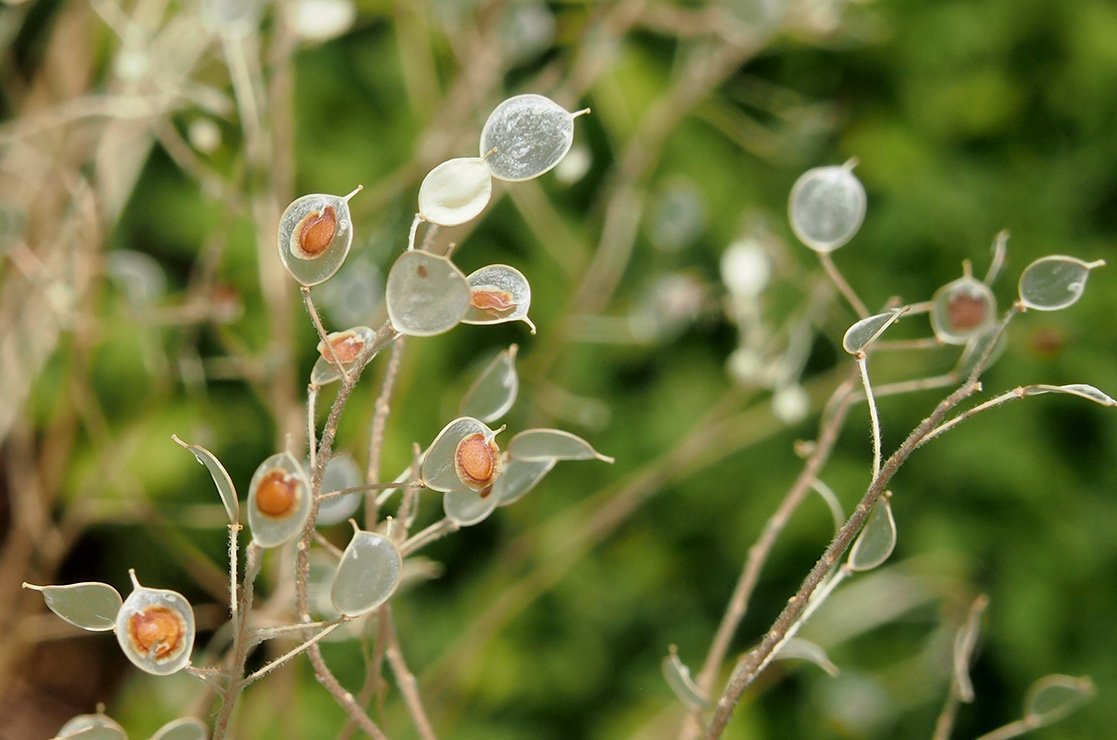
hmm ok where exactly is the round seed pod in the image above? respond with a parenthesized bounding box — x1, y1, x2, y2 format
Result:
(930, 276, 996, 345)
(310, 325, 377, 385)
(462, 264, 535, 333)
(1018, 255, 1105, 312)
(480, 94, 583, 182)
(788, 164, 866, 252)
(247, 452, 312, 548)
(331, 529, 402, 618)
(421, 417, 502, 493)
(385, 250, 470, 336)
(115, 571, 195, 676)
(315, 452, 363, 526)
(418, 157, 493, 226)
(151, 717, 208, 740)
(56, 712, 127, 740)
(444, 487, 500, 526)
(277, 189, 359, 286)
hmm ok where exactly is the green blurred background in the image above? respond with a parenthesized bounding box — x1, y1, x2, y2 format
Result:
(2, 0, 1116, 737)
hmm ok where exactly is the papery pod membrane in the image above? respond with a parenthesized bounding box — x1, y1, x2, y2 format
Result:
(847, 498, 896, 572)
(421, 417, 493, 492)
(788, 164, 866, 253)
(507, 428, 613, 463)
(385, 250, 470, 336)
(443, 488, 500, 526)
(315, 452, 364, 526)
(842, 309, 904, 355)
(662, 646, 710, 712)
(418, 157, 493, 226)
(1018, 255, 1104, 312)
(1022, 384, 1117, 407)
(115, 573, 195, 676)
(55, 713, 127, 740)
(774, 637, 840, 677)
(459, 344, 519, 423)
(310, 326, 377, 386)
(331, 530, 402, 618)
(247, 452, 312, 548)
(1023, 675, 1095, 726)
(494, 457, 555, 506)
(930, 276, 996, 345)
(150, 717, 208, 740)
(172, 435, 239, 524)
(277, 192, 356, 286)
(23, 581, 122, 632)
(480, 94, 579, 181)
(462, 265, 535, 332)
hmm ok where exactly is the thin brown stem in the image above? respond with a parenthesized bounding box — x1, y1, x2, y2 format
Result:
(384, 606, 437, 739)
(366, 337, 405, 529)
(819, 251, 869, 319)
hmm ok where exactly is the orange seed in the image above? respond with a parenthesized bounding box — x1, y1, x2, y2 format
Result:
(947, 291, 988, 331)
(128, 605, 184, 660)
(292, 205, 337, 259)
(454, 432, 502, 491)
(470, 287, 515, 315)
(318, 330, 365, 365)
(256, 469, 299, 517)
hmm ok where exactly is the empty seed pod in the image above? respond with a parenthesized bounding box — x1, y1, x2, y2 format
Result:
(150, 718, 208, 740)
(459, 344, 519, 423)
(418, 157, 493, 226)
(247, 452, 312, 548)
(462, 264, 536, 333)
(788, 163, 866, 252)
(277, 188, 360, 286)
(1023, 674, 1095, 727)
(930, 276, 996, 345)
(23, 581, 122, 632)
(115, 571, 195, 676)
(507, 428, 613, 463)
(331, 528, 402, 617)
(842, 309, 905, 355)
(385, 250, 471, 336)
(1017, 255, 1105, 312)
(480, 94, 586, 182)
(422, 417, 503, 493)
(847, 498, 897, 573)
(172, 435, 239, 524)
(315, 452, 364, 525)
(444, 487, 500, 526)
(56, 712, 127, 740)
(662, 646, 711, 713)
(310, 326, 377, 385)
(773, 638, 840, 677)
(493, 457, 555, 506)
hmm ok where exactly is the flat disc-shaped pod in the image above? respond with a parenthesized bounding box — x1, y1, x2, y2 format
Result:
(459, 344, 519, 423)
(508, 428, 614, 463)
(247, 452, 312, 548)
(421, 417, 500, 492)
(115, 572, 195, 676)
(315, 452, 363, 526)
(480, 94, 579, 181)
(151, 718, 208, 740)
(444, 488, 500, 526)
(310, 325, 377, 385)
(463, 265, 535, 332)
(847, 498, 897, 572)
(22, 581, 122, 632)
(331, 530, 402, 617)
(493, 457, 555, 507)
(277, 191, 356, 286)
(930, 276, 996, 345)
(56, 712, 127, 740)
(418, 157, 493, 226)
(1018, 255, 1105, 311)
(842, 308, 905, 355)
(789, 164, 866, 252)
(385, 251, 471, 336)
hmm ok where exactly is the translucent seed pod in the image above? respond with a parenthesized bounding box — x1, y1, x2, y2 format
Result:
(418, 157, 493, 226)
(662, 646, 711, 713)
(462, 264, 536, 333)
(493, 457, 555, 506)
(172, 435, 239, 524)
(422, 417, 502, 493)
(23, 581, 122, 632)
(56, 712, 127, 740)
(115, 571, 195, 676)
(331, 527, 402, 618)
(310, 326, 377, 385)
(277, 187, 361, 287)
(1023, 674, 1095, 727)
(507, 428, 614, 463)
(847, 498, 897, 572)
(788, 163, 866, 252)
(480, 94, 586, 182)
(459, 344, 519, 423)
(385, 250, 471, 336)
(150, 717, 208, 740)
(247, 452, 312, 548)
(1017, 255, 1105, 312)
(444, 487, 500, 526)
(315, 452, 364, 525)
(930, 276, 996, 345)
(842, 309, 905, 355)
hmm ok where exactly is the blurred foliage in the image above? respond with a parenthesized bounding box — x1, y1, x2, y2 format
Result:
(3, 0, 1117, 738)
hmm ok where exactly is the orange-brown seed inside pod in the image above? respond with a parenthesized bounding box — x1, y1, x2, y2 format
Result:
(454, 432, 502, 491)
(128, 605, 184, 660)
(318, 331, 365, 365)
(291, 205, 337, 259)
(947, 291, 988, 331)
(470, 287, 516, 315)
(256, 469, 299, 517)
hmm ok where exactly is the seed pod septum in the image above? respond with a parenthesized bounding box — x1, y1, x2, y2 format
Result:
(291, 205, 337, 260)
(454, 431, 503, 492)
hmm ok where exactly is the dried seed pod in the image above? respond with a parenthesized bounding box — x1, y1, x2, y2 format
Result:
(277, 187, 361, 286)
(421, 417, 502, 493)
(454, 432, 503, 491)
(247, 452, 312, 548)
(385, 251, 470, 336)
(418, 157, 493, 226)
(789, 163, 866, 253)
(331, 528, 402, 617)
(462, 264, 535, 332)
(930, 276, 996, 345)
(115, 571, 195, 676)
(310, 325, 376, 385)
(480, 94, 587, 182)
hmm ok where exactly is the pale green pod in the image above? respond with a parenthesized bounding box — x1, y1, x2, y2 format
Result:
(662, 646, 710, 713)
(493, 457, 555, 507)
(115, 572, 195, 676)
(789, 164, 866, 253)
(172, 435, 238, 524)
(507, 428, 613, 463)
(1023, 674, 1095, 727)
(23, 581, 122, 632)
(930, 276, 996, 345)
(310, 326, 377, 385)
(418, 157, 493, 226)
(247, 452, 312, 548)
(1018, 255, 1104, 311)
(385, 251, 470, 337)
(459, 345, 519, 423)
(847, 499, 897, 573)
(150, 717, 208, 740)
(315, 452, 364, 526)
(443, 488, 499, 526)
(331, 530, 402, 618)
(55, 712, 127, 740)
(842, 309, 905, 355)
(480, 94, 579, 182)
(462, 265, 535, 333)
(422, 417, 497, 492)
(277, 191, 358, 286)
(774, 637, 840, 677)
